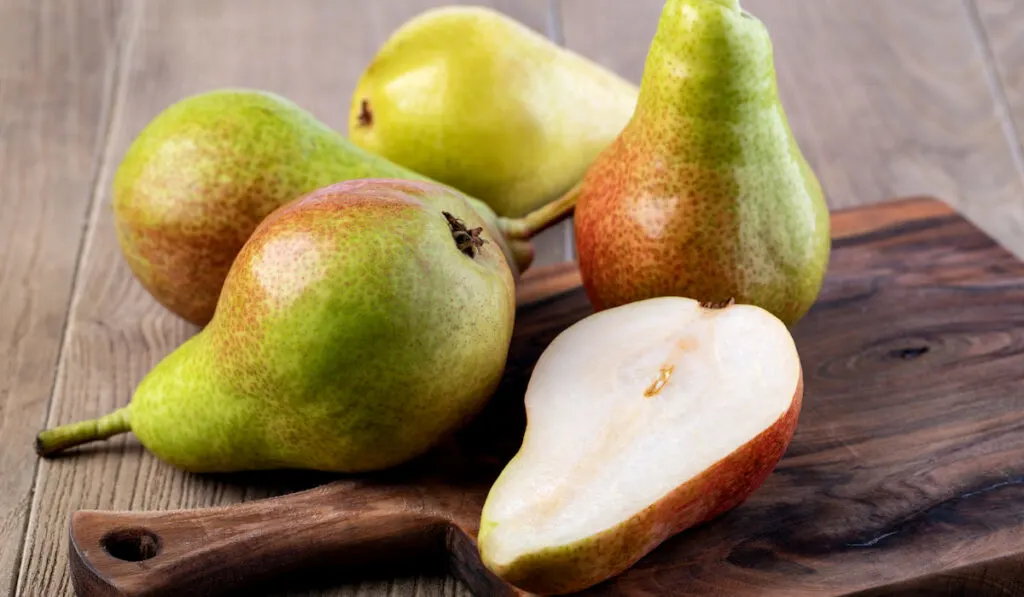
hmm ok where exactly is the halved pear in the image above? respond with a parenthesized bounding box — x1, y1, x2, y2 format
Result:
(478, 297, 803, 595)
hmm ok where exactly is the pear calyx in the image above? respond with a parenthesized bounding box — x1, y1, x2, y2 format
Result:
(36, 408, 132, 457)
(357, 99, 373, 127)
(444, 211, 487, 257)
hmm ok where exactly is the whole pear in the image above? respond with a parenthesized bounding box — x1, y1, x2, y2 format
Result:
(114, 88, 533, 327)
(38, 179, 516, 473)
(573, 0, 830, 326)
(349, 6, 638, 218)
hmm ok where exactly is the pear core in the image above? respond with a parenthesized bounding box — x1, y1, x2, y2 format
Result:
(480, 297, 800, 569)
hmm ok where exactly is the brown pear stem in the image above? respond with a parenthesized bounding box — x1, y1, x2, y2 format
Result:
(35, 408, 132, 457)
(499, 180, 582, 241)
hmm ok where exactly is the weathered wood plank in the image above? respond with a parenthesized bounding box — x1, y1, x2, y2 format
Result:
(16, 2, 552, 596)
(558, 0, 1024, 256)
(0, 0, 123, 595)
(972, 0, 1024, 227)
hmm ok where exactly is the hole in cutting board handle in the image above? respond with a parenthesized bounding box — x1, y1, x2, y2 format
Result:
(101, 528, 161, 562)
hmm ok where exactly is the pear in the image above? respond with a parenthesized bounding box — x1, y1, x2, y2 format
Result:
(572, 0, 831, 326)
(114, 88, 536, 327)
(38, 179, 516, 473)
(349, 6, 638, 218)
(478, 297, 803, 594)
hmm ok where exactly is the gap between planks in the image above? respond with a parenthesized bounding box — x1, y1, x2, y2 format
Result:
(963, 0, 1024, 205)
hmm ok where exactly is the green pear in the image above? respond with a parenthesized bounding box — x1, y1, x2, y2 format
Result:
(349, 6, 638, 218)
(38, 179, 516, 473)
(114, 88, 535, 327)
(572, 0, 830, 326)
(478, 297, 803, 594)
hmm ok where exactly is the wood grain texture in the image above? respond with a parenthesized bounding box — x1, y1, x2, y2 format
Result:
(63, 198, 1024, 596)
(558, 0, 1024, 256)
(68, 484, 462, 597)
(14, 2, 555, 597)
(0, 0, 123, 595)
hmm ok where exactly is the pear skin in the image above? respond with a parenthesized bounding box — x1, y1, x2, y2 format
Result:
(349, 6, 638, 218)
(573, 0, 830, 326)
(114, 89, 532, 327)
(40, 179, 516, 473)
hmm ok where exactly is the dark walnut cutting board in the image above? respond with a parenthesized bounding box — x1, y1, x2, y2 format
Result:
(69, 197, 1024, 597)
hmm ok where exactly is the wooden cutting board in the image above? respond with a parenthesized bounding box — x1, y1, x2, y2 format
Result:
(68, 197, 1024, 597)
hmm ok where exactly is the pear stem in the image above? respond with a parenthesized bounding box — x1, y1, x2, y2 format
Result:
(35, 407, 132, 457)
(500, 181, 582, 241)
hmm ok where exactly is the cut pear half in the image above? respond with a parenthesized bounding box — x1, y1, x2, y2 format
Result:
(478, 297, 803, 595)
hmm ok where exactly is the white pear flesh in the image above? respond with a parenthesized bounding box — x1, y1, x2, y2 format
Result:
(478, 296, 803, 595)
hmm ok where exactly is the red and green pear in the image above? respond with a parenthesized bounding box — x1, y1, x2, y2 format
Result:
(39, 179, 515, 473)
(114, 88, 534, 327)
(573, 0, 830, 326)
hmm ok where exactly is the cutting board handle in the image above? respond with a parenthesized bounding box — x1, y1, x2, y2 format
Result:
(68, 482, 454, 597)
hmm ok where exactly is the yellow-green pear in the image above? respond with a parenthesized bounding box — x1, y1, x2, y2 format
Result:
(349, 6, 638, 218)
(37, 179, 516, 473)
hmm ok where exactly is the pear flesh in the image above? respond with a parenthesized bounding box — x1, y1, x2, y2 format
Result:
(39, 179, 516, 473)
(349, 6, 638, 218)
(573, 0, 830, 326)
(479, 297, 802, 594)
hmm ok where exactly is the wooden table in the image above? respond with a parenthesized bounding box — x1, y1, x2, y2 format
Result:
(4, 1, 1024, 595)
